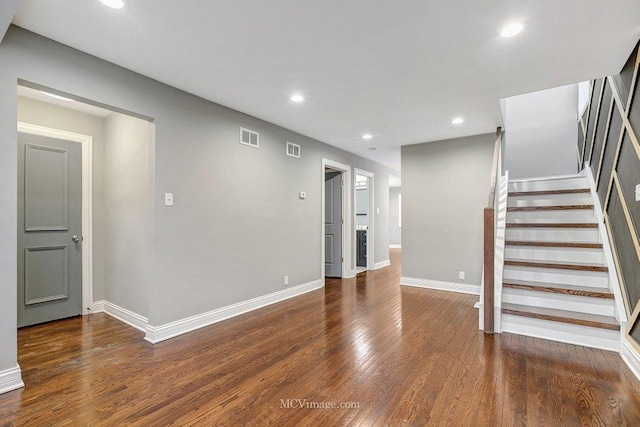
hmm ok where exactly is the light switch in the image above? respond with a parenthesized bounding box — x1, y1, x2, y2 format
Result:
(165, 193, 174, 207)
(636, 184, 640, 202)
(299, 191, 307, 199)
(376, 207, 380, 214)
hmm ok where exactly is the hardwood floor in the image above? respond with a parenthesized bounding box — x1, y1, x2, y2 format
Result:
(1, 249, 639, 426)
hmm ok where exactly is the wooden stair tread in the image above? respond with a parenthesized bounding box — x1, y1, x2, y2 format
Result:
(509, 188, 590, 197)
(503, 279, 613, 299)
(507, 204, 593, 212)
(505, 240, 603, 249)
(504, 259, 608, 272)
(506, 222, 598, 228)
(502, 303, 619, 331)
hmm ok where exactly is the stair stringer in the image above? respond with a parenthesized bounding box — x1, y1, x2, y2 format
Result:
(583, 163, 628, 332)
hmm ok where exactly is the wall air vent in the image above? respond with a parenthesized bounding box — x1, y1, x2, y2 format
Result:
(240, 127, 259, 148)
(286, 141, 300, 158)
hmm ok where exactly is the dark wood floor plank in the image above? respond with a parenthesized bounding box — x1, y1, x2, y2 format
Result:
(0, 249, 639, 425)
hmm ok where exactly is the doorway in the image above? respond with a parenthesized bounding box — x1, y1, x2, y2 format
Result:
(16, 82, 154, 328)
(17, 126, 88, 327)
(354, 169, 374, 272)
(321, 159, 352, 280)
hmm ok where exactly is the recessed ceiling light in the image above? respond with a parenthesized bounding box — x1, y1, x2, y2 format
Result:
(451, 117, 464, 125)
(40, 91, 72, 101)
(98, 0, 126, 9)
(290, 94, 304, 103)
(362, 134, 373, 140)
(501, 22, 524, 38)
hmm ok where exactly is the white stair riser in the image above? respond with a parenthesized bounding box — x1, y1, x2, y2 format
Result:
(503, 266, 609, 287)
(505, 246, 604, 264)
(501, 314, 620, 352)
(506, 228, 600, 242)
(503, 288, 615, 316)
(508, 194, 593, 207)
(509, 177, 589, 192)
(507, 210, 595, 223)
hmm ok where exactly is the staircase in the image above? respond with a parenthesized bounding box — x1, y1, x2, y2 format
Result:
(500, 174, 621, 351)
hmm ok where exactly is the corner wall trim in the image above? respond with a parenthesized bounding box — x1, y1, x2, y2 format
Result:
(400, 276, 481, 295)
(389, 244, 402, 249)
(374, 259, 391, 270)
(0, 365, 24, 395)
(144, 279, 323, 344)
(92, 300, 149, 332)
(621, 339, 640, 382)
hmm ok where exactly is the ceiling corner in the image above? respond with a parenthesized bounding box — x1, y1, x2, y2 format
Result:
(0, 0, 22, 42)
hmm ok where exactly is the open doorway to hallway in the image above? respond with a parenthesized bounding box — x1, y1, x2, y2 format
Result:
(321, 159, 352, 281)
(354, 169, 374, 273)
(16, 82, 154, 330)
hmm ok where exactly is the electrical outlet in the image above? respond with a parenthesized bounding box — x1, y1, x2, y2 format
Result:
(459, 271, 465, 280)
(636, 184, 640, 202)
(284, 275, 289, 286)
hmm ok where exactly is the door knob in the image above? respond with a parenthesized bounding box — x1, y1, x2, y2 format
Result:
(72, 235, 82, 243)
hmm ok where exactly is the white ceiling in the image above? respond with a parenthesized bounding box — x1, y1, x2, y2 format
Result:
(11, 0, 640, 171)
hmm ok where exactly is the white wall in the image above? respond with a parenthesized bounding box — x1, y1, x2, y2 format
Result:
(503, 84, 579, 179)
(103, 113, 152, 317)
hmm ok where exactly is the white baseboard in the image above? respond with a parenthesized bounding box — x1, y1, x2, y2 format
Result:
(621, 339, 640, 382)
(374, 259, 391, 270)
(400, 277, 480, 295)
(0, 365, 24, 395)
(92, 300, 149, 332)
(389, 244, 402, 249)
(144, 279, 323, 344)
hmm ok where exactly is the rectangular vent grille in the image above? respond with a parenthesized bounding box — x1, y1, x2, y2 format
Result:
(286, 141, 300, 158)
(240, 127, 259, 148)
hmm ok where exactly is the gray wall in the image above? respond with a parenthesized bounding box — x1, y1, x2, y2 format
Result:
(401, 133, 494, 286)
(389, 187, 401, 246)
(103, 113, 152, 317)
(503, 84, 579, 179)
(16, 97, 108, 301)
(0, 26, 391, 373)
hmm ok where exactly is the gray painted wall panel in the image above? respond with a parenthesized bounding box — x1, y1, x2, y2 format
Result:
(597, 108, 622, 202)
(590, 81, 612, 177)
(585, 78, 605, 162)
(401, 133, 494, 285)
(607, 186, 640, 311)
(615, 135, 640, 236)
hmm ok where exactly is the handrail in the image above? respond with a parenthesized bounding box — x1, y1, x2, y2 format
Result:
(483, 126, 502, 334)
(487, 127, 502, 207)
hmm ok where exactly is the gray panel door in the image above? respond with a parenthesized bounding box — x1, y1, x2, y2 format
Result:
(18, 132, 83, 327)
(325, 171, 342, 278)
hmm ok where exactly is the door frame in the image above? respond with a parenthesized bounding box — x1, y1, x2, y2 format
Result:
(17, 122, 94, 315)
(321, 158, 353, 280)
(354, 168, 375, 271)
